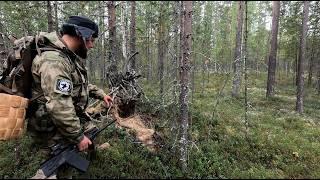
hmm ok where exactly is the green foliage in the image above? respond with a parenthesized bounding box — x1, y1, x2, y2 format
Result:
(0, 135, 45, 178)
(0, 1, 319, 179)
(0, 1, 47, 36)
(189, 73, 320, 179)
(1, 67, 320, 179)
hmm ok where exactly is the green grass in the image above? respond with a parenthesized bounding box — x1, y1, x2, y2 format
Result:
(0, 71, 320, 178)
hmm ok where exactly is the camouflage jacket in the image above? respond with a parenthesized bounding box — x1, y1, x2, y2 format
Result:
(28, 32, 106, 144)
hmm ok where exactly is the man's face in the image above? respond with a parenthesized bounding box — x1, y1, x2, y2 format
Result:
(85, 37, 95, 49)
(74, 36, 95, 59)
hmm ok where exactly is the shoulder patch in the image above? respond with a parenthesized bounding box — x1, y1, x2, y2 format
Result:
(55, 78, 73, 95)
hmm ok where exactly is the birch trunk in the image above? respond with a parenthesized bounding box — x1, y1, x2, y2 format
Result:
(107, 1, 117, 74)
(121, 1, 127, 61)
(130, 1, 136, 70)
(231, 1, 244, 97)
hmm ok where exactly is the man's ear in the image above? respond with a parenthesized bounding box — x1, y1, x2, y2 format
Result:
(75, 35, 85, 46)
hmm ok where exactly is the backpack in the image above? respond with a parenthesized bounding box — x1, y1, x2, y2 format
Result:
(0, 34, 60, 100)
(0, 34, 61, 140)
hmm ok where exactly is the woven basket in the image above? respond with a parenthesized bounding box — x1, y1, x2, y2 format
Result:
(0, 93, 28, 140)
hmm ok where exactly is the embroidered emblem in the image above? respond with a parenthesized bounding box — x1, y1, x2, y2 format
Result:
(56, 79, 72, 94)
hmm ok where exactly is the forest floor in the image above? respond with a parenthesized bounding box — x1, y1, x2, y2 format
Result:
(185, 71, 320, 178)
(0, 72, 319, 179)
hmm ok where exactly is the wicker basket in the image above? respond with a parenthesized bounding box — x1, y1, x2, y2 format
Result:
(0, 93, 28, 140)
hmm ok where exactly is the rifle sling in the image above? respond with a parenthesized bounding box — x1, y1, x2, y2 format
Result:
(29, 93, 44, 102)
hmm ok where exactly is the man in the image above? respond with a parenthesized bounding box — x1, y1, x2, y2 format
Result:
(28, 15, 113, 179)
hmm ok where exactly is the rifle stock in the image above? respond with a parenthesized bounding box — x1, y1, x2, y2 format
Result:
(39, 119, 116, 177)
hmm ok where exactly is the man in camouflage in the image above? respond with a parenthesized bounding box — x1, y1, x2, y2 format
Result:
(28, 16, 113, 179)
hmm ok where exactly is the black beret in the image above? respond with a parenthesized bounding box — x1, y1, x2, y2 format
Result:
(62, 15, 99, 38)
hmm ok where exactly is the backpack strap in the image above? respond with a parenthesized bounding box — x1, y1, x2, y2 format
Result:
(35, 35, 41, 56)
(0, 83, 14, 95)
(39, 47, 63, 53)
(29, 92, 44, 102)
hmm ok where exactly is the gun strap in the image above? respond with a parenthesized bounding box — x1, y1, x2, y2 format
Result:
(29, 92, 44, 102)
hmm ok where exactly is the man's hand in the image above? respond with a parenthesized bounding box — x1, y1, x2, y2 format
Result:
(104, 95, 113, 108)
(77, 135, 92, 151)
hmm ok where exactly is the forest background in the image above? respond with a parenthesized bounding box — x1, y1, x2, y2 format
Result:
(0, 1, 320, 179)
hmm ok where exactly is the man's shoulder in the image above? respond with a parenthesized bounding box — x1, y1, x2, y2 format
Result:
(33, 50, 70, 65)
(32, 50, 73, 72)
(40, 50, 67, 62)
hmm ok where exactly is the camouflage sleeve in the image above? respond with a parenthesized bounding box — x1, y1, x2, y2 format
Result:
(38, 52, 84, 144)
(88, 84, 107, 100)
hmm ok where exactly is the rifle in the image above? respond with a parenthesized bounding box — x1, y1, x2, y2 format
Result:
(39, 119, 117, 177)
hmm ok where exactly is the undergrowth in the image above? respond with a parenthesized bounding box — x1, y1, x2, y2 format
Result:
(0, 72, 319, 178)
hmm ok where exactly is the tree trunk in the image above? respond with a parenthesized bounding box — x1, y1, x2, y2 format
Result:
(191, 60, 195, 102)
(54, 1, 58, 32)
(201, 40, 206, 97)
(173, 1, 180, 101)
(107, 1, 117, 74)
(125, 3, 130, 61)
(146, 3, 151, 81)
(293, 46, 298, 86)
(277, 28, 282, 83)
(120, 1, 127, 61)
(179, 0, 184, 79)
(130, 1, 136, 70)
(265, 30, 271, 70)
(266, 1, 280, 97)
(47, 1, 54, 32)
(180, 1, 192, 173)
(318, 59, 320, 95)
(244, 1, 249, 133)
(307, 31, 315, 87)
(295, 43, 299, 86)
(101, 1, 106, 87)
(0, 29, 6, 67)
(158, 2, 165, 97)
(285, 61, 288, 76)
(232, 1, 244, 97)
(296, 1, 309, 114)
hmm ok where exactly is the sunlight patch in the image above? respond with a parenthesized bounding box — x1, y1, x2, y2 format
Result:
(275, 94, 296, 101)
(248, 87, 265, 93)
(247, 110, 263, 116)
(301, 117, 317, 126)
